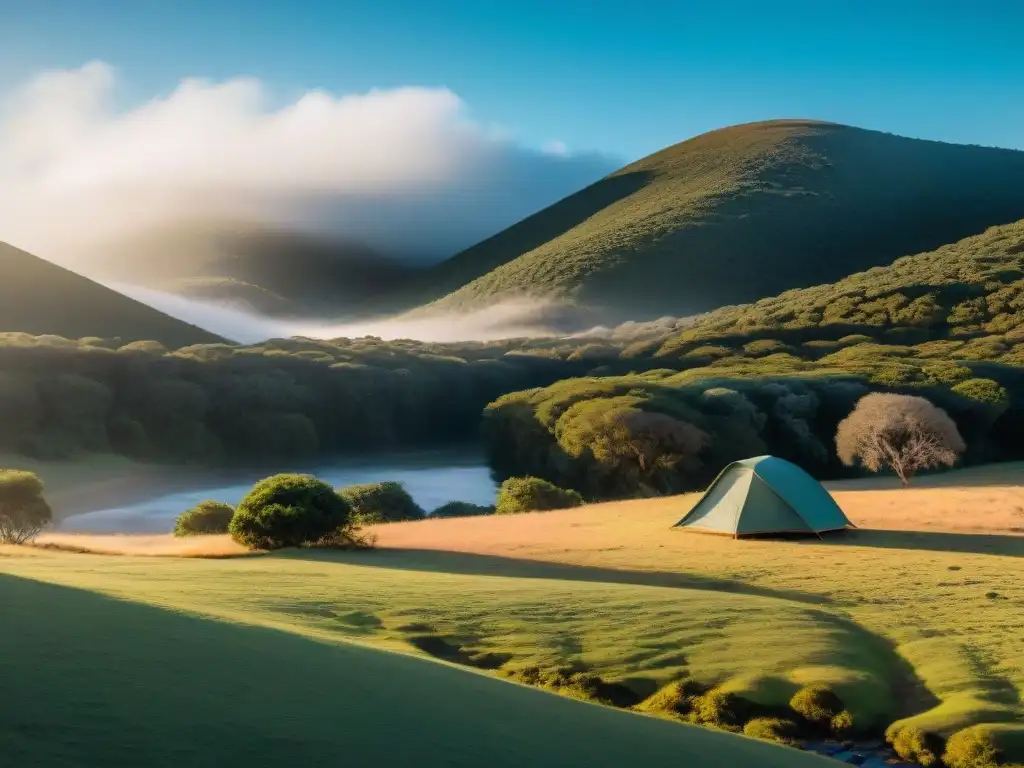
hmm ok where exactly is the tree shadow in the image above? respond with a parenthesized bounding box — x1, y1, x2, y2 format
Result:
(824, 461, 1024, 491)
(822, 528, 1024, 557)
(273, 546, 835, 606)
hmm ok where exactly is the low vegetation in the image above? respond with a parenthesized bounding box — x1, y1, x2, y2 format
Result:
(0, 469, 51, 544)
(494, 476, 584, 515)
(339, 481, 425, 524)
(228, 473, 354, 550)
(172, 500, 235, 537)
(429, 501, 495, 518)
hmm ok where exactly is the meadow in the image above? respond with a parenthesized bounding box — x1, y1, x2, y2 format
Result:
(3, 464, 1023, 765)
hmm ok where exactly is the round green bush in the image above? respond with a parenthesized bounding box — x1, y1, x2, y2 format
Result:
(229, 474, 351, 550)
(430, 501, 495, 518)
(789, 684, 844, 726)
(942, 726, 1001, 768)
(886, 724, 942, 767)
(690, 689, 749, 729)
(635, 678, 708, 716)
(173, 500, 235, 537)
(338, 481, 424, 524)
(743, 717, 800, 744)
(495, 476, 584, 515)
(830, 709, 856, 737)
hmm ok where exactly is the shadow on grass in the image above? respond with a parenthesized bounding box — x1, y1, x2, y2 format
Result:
(825, 461, 1024, 491)
(829, 529, 1024, 557)
(0, 573, 832, 768)
(274, 546, 835, 605)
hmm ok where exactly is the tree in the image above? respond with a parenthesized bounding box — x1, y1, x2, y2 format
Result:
(0, 470, 52, 544)
(229, 474, 352, 550)
(556, 397, 708, 496)
(173, 500, 235, 536)
(495, 477, 583, 515)
(338, 481, 425, 524)
(835, 393, 965, 486)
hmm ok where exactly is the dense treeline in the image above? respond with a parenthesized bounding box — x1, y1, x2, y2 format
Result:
(2, 221, 1023, 479)
(481, 368, 1020, 500)
(0, 333, 603, 464)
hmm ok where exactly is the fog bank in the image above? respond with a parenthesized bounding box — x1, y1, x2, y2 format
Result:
(0, 61, 617, 268)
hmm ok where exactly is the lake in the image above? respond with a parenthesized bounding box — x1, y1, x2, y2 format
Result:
(59, 450, 497, 534)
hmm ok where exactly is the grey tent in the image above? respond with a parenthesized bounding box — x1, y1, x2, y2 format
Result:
(674, 455, 853, 537)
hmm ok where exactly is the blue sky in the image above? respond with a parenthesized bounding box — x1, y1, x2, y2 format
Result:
(1, 0, 1022, 162)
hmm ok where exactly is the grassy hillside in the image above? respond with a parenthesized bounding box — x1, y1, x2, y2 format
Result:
(4, 477, 1023, 764)
(0, 560, 835, 768)
(368, 496, 1024, 759)
(656, 216, 1024, 355)
(82, 221, 422, 316)
(0, 242, 222, 346)
(413, 120, 1024, 323)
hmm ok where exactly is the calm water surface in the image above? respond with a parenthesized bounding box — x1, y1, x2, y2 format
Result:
(60, 450, 497, 534)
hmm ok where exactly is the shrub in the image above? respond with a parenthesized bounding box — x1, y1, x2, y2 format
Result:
(494, 476, 584, 515)
(942, 726, 1002, 768)
(951, 378, 1010, 416)
(836, 393, 966, 486)
(789, 684, 844, 726)
(173, 500, 235, 537)
(0, 470, 52, 544)
(830, 710, 856, 737)
(338, 481, 424, 524)
(743, 717, 800, 744)
(635, 678, 709, 716)
(886, 724, 942, 767)
(430, 501, 495, 518)
(690, 689, 750, 729)
(229, 474, 352, 550)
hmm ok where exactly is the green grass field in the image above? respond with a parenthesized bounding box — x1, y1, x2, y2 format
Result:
(2, 473, 1023, 765)
(0, 560, 834, 767)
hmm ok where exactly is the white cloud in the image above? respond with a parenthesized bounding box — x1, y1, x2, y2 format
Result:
(0, 61, 616, 266)
(108, 281, 563, 343)
(542, 140, 569, 156)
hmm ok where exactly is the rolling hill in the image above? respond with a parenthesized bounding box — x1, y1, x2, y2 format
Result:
(408, 120, 1024, 325)
(0, 241, 223, 346)
(655, 215, 1024, 356)
(80, 221, 423, 317)
(0, 566, 835, 768)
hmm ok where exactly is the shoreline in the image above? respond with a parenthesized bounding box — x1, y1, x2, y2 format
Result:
(2, 445, 491, 521)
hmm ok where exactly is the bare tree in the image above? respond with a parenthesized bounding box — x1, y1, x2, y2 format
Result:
(0, 470, 52, 544)
(835, 393, 965, 486)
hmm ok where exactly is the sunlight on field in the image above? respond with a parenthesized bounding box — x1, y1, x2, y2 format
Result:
(3, 464, 1023, 760)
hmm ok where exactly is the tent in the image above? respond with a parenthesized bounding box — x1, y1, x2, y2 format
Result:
(673, 455, 853, 537)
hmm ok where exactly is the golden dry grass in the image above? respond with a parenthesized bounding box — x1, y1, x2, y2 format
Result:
(6, 463, 1023, 756)
(28, 532, 250, 558)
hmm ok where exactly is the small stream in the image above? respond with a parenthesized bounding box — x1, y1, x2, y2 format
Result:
(804, 740, 914, 766)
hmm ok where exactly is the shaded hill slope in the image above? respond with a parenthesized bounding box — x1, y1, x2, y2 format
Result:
(81, 221, 423, 317)
(0, 242, 222, 346)
(0, 571, 834, 768)
(660, 217, 1024, 355)
(413, 120, 1024, 323)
